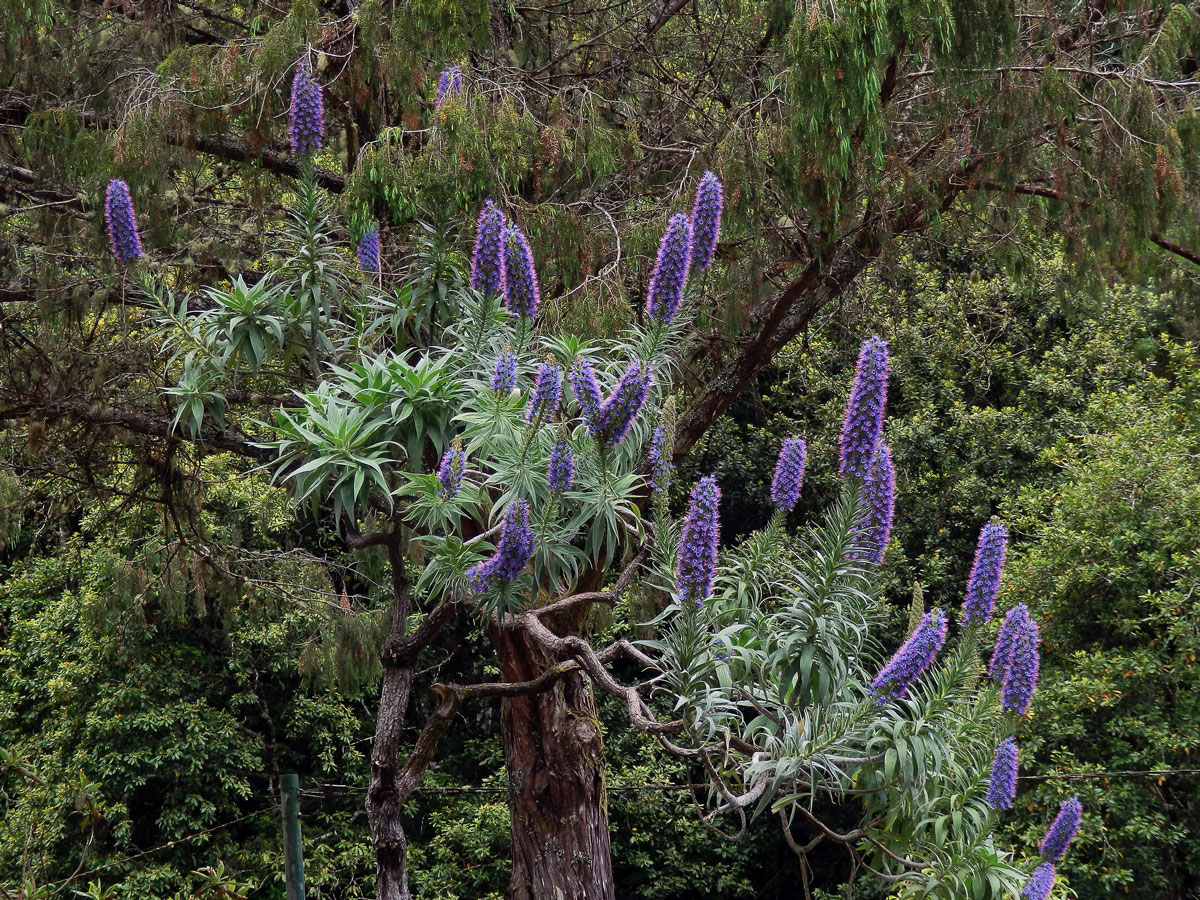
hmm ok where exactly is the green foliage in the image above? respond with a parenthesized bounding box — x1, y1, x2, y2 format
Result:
(0, 457, 367, 895)
(1001, 345, 1200, 898)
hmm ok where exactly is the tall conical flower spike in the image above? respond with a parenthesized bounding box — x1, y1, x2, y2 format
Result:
(492, 348, 517, 395)
(289, 58, 324, 156)
(436, 441, 466, 500)
(839, 335, 890, 479)
(526, 362, 562, 424)
(850, 442, 895, 565)
(570, 358, 602, 426)
(502, 223, 541, 318)
(689, 170, 723, 271)
(1039, 797, 1083, 861)
(435, 64, 463, 106)
(676, 475, 720, 608)
(985, 737, 1019, 810)
(989, 604, 1031, 680)
(466, 499, 535, 594)
(961, 520, 1008, 625)
(649, 423, 674, 494)
(357, 227, 381, 275)
(869, 608, 948, 702)
(645, 213, 692, 324)
(104, 179, 143, 261)
(470, 200, 507, 297)
(770, 436, 807, 512)
(1022, 863, 1056, 900)
(547, 437, 574, 494)
(592, 361, 653, 448)
(1000, 613, 1040, 715)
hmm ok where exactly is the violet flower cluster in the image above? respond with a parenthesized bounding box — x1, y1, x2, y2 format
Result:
(357, 227, 380, 275)
(502, 223, 541, 318)
(850, 442, 895, 566)
(492, 348, 517, 395)
(547, 437, 574, 494)
(689, 170, 722, 271)
(869, 608, 948, 702)
(569, 358, 602, 423)
(648, 423, 673, 494)
(466, 499, 535, 594)
(645, 213, 692, 324)
(1039, 797, 1083, 861)
(435, 65, 462, 106)
(770, 436, 807, 513)
(990, 603, 1040, 715)
(526, 362, 562, 423)
(104, 178, 143, 262)
(676, 475, 720, 608)
(470, 200, 507, 297)
(289, 58, 324, 156)
(589, 361, 653, 449)
(436, 442, 465, 500)
(985, 737, 1019, 810)
(1022, 863, 1056, 900)
(961, 520, 1008, 625)
(838, 335, 889, 479)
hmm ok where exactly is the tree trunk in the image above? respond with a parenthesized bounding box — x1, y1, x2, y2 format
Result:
(491, 621, 614, 900)
(367, 660, 415, 900)
(367, 537, 416, 900)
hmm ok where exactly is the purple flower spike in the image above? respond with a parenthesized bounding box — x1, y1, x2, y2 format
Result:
(435, 64, 463, 106)
(1040, 797, 1083, 861)
(869, 608, 948, 702)
(677, 476, 720, 608)
(689, 170, 723, 271)
(961, 520, 1009, 625)
(850, 443, 895, 566)
(492, 348, 517, 395)
(839, 335, 890, 479)
(770, 436, 807, 512)
(985, 737, 1019, 810)
(649, 423, 673, 494)
(466, 499, 535, 594)
(1000, 612, 1040, 715)
(470, 200, 507, 298)
(592, 362, 653, 449)
(645, 213, 692, 324)
(526, 362, 562, 424)
(988, 604, 1030, 681)
(502, 223, 541, 318)
(289, 58, 324, 156)
(1022, 863, 1056, 900)
(436, 442, 465, 500)
(570, 358, 602, 424)
(548, 438, 574, 494)
(104, 178, 143, 262)
(357, 227, 381, 275)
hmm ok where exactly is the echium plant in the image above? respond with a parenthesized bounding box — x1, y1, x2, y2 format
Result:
(289, 57, 324, 157)
(145, 159, 1081, 900)
(644, 333, 1077, 899)
(104, 178, 143, 262)
(435, 64, 463, 106)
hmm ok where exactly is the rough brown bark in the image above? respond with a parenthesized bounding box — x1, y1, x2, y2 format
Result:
(366, 537, 417, 900)
(490, 620, 615, 900)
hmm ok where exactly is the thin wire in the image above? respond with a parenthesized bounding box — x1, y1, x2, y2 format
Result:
(42, 806, 278, 890)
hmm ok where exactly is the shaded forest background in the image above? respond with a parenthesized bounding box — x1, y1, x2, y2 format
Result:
(2, 0, 1200, 897)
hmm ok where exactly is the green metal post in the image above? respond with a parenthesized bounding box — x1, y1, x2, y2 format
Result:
(279, 773, 306, 900)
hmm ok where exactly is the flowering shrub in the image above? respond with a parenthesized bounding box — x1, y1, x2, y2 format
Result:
(141, 156, 1081, 899)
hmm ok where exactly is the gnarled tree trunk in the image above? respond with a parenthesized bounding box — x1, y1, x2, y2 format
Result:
(491, 621, 614, 900)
